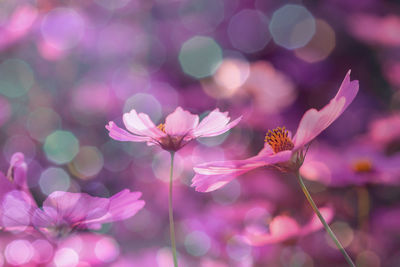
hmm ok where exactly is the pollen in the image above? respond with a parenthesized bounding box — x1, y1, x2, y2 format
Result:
(157, 123, 166, 133)
(265, 127, 294, 153)
(351, 159, 373, 173)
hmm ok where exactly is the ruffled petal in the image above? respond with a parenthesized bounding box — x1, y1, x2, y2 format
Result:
(293, 70, 359, 149)
(164, 107, 199, 136)
(87, 190, 145, 226)
(191, 149, 291, 192)
(106, 121, 150, 142)
(41, 191, 110, 227)
(123, 109, 165, 139)
(192, 108, 242, 137)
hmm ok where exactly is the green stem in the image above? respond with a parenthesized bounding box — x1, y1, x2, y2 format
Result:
(296, 171, 355, 267)
(168, 152, 178, 267)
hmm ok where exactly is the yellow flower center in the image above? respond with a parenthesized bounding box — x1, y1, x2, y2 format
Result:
(351, 159, 373, 173)
(157, 123, 166, 133)
(265, 127, 294, 153)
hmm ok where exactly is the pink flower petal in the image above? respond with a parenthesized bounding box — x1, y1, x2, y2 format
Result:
(164, 107, 199, 136)
(122, 109, 165, 139)
(106, 121, 150, 142)
(40, 191, 110, 227)
(90, 189, 145, 225)
(192, 108, 242, 137)
(293, 70, 359, 149)
(192, 149, 291, 192)
(246, 215, 300, 246)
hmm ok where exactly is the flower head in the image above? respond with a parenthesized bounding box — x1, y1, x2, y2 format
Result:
(106, 107, 241, 151)
(32, 190, 145, 237)
(192, 70, 359, 192)
(0, 153, 145, 238)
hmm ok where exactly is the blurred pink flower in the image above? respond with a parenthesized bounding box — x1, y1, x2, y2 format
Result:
(368, 113, 400, 150)
(32, 190, 145, 235)
(348, 14, 400, 47)
(244, 206, 334, 246)
(192, 71, 359, 192)
(300, 141, 400, 186)
(106, 107, 241, 151)
(0, 153, 145, 238)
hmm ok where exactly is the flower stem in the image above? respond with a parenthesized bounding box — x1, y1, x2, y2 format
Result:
(168, 152, 178, 267)
(296, 171, 355, 267)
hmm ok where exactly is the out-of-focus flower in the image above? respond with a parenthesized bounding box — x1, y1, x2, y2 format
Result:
(192, 71, 359, 192)
(348, 14, 400, 47)
(244, 206, 334, 246)
(32, 189, 145, 236)
(106, 107, 241, 151)
(0, 4, 37, 51)
(0, 153, 145, 238)
(300, 141, 400, 186)
(368, 113, 400, 152)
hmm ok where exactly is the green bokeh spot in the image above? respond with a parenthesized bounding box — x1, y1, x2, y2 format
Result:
(44, 130, 79, 164)
(179, 36, 222, 79)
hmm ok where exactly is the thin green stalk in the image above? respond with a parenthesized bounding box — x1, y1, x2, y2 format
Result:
(296, 171, 355, 267)
(168, 152, 178, 267)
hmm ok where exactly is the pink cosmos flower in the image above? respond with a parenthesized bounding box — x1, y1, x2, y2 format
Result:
(300, 141, 400, 186)
(0, 153, 145, 237)
(192, 70, 359, 192)
(106, 107, 241, 151)
(32, 189, 145, 236)
(244, 206, 334, 246)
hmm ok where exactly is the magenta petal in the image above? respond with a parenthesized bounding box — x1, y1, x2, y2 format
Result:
(1, 190, 35, 229)
(41, 191, 110, 227)
(106, 121, 150, 142)
(192, 150, 291, 192)
(122, 109, 165, 139)
(164, 107, 199, 136)
(293, 70, 359, 149)
(96, 190, 145, 224)
(245, 215, 301, 246)
(192, 108, 242, 137)
(84, 190, 145, 228)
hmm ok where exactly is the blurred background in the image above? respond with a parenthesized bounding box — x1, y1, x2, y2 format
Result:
(0, 0, 400, 266)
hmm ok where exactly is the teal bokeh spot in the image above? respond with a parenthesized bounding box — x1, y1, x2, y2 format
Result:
(44, 130, 79, 164)
(0, 59, 34, 98)
(179, 36, 222, 79)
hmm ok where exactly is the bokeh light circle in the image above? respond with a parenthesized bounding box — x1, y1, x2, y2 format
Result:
(27, 107, 61, 142)
(228, 9, 271, 53)
(179, 0, 225, 33)
(184, 231, 211, 256)
(179, 36, 223, 79)
(72, 146, 104, 179)
(44, 130, 79, 164)
(210, 55, 250, 98)
(94, 237, 120, 263)
(41, 8, 84, 50)
(54, 248, 79, 267)
(123, 93, 162, 123)
(0, 58, 34, 98)
(5, 239, 34, 265)
(295, 19, 336, 63)
(39, 167, 71, 196)
(269, 4, 316, 50)
(3, 135, 36, 163)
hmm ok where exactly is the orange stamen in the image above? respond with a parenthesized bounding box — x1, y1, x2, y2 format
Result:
(157, 123, 166, 133)
(351, 159, 373, 173)
(265, 126, 294, 153)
